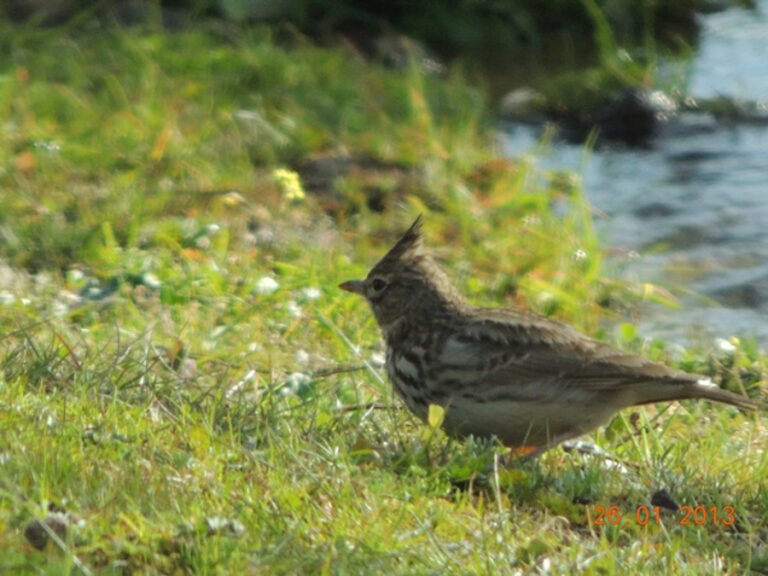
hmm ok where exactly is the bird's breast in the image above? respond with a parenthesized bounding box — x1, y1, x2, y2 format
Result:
(385, 346, 431, 418)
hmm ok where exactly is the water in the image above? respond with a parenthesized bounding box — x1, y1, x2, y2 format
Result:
(501, 2, 768, 347)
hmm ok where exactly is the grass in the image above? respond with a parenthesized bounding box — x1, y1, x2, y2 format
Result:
(0, 15, 766, 575)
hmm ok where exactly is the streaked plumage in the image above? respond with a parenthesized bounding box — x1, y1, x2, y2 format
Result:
(340, 216, 756, 454)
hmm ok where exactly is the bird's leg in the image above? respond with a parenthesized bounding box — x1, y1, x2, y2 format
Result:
(509, 430, 584, 461)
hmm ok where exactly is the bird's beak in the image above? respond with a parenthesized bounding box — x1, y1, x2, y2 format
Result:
(339, 279, 365, 295)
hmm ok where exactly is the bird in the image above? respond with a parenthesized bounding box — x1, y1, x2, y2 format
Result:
(339, 216, 757, 457)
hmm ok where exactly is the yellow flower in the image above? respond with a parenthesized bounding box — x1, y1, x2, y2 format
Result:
(273, 168, 305, 201)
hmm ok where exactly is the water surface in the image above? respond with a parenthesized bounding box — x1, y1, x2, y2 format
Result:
(501, 2, 768, 346)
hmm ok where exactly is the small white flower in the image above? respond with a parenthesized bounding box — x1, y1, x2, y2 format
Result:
(715, 338, 736, 353)
(285, 300, 302, 318)
(206, 516, 245, 535)
(302, 287, 322, 300)
(84, 285, 103, 299)
(369, 352, 386, 368)
(295, 350, 310, 364)
(255, 276, 279, 295)
(227, 369, 257, 399)
(68, 269, 85, 282)
(143, 273, 162, 289)
(573, 248, 587, 261)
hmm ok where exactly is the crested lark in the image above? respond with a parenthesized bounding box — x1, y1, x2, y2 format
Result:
(340, 216, 756, 455)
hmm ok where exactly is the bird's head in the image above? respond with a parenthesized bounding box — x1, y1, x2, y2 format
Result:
(339, 216, 466, 337)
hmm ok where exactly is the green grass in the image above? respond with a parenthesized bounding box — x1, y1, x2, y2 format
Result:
(0, 17, 766, 575)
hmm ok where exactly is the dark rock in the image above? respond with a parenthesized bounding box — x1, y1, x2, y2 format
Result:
(651, 489, 679, 511)
(595, 88, 678, 145)
(24, 514, 69, 551)
(713, 283, 765, 309)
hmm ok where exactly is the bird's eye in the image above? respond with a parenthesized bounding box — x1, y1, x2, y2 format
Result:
(371, 278, 388, 292)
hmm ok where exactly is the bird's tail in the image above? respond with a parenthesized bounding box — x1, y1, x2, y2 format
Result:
(637, 377, 758, 411)
(690, 379, 758, 410)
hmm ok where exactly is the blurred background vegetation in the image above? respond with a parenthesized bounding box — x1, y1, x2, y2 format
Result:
(4, 0, 755, 60)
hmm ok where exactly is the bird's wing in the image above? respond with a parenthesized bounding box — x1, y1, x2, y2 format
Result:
(436, 308, 699, 405)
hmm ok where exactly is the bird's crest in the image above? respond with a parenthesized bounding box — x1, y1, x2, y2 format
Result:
(381, 215, 424, 263)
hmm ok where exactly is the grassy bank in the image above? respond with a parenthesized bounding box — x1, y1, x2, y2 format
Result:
(0, 17, 766, 574)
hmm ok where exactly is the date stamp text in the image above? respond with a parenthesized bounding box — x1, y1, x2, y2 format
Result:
(592, 505, 736, 526)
